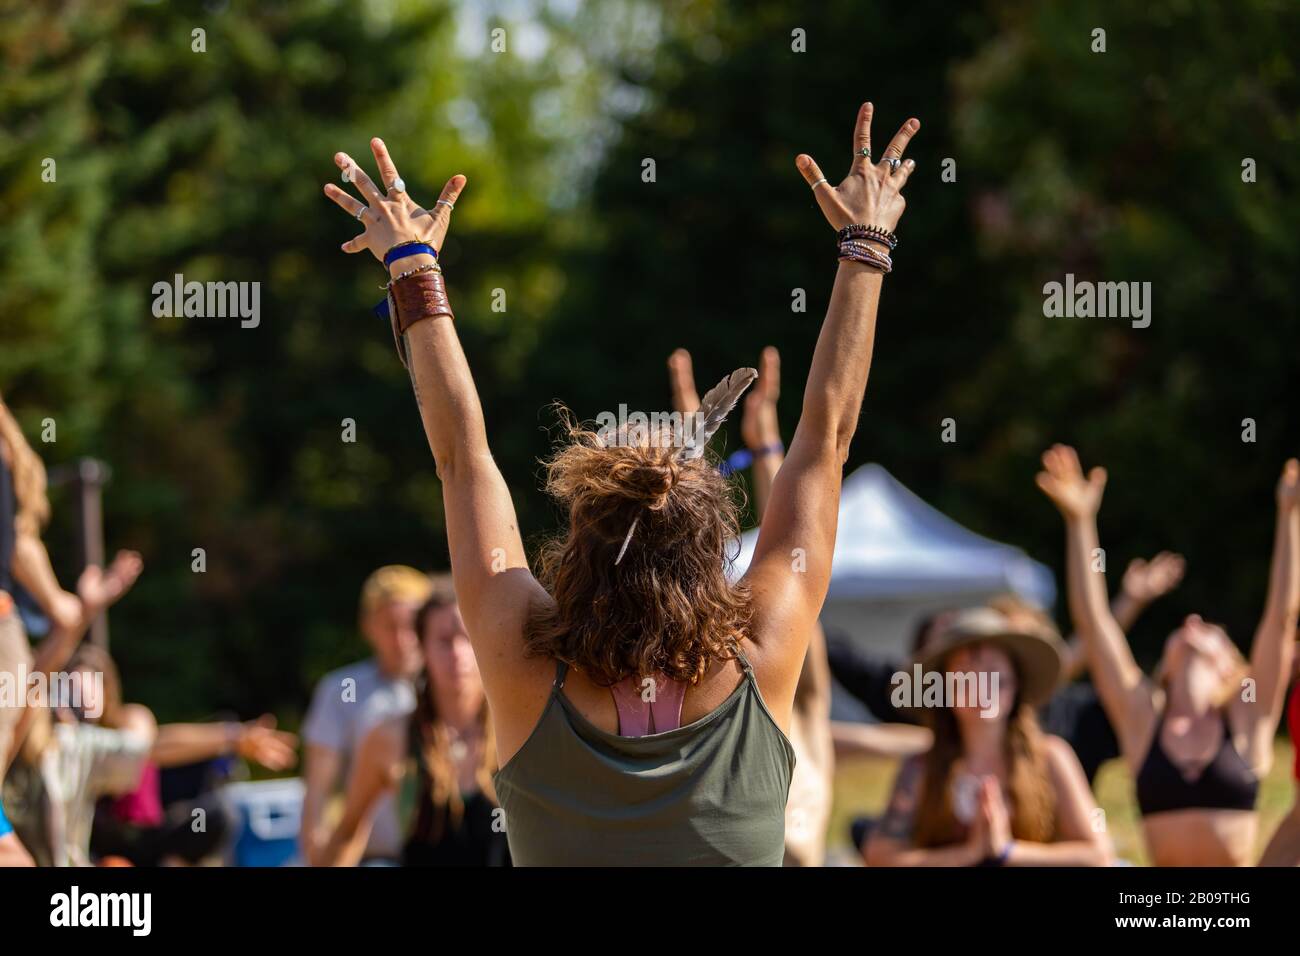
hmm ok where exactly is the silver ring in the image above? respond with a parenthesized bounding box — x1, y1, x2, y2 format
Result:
(810, 178, 829, 190)
(354, 206, 366, 221)
(885, 158, 901, 173)
(388, 177, 406, 194)
(435, 198, 455, 210)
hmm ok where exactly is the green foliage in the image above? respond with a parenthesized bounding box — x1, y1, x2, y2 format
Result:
(1, 0, 1296, 722)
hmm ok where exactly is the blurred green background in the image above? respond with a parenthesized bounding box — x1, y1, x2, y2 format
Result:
(1, 0, 1298, 787)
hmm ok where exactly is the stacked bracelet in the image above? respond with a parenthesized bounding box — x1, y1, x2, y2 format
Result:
(383, 240, 438, 268)
(837, 239, 893, 273)
(836, 223, 898, 250)
(386, 260, 442, 288)
(372, 259, 444, 322)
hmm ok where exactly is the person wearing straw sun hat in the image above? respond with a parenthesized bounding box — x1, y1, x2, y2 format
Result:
(867, 606, 1113, 867)
(912, 607, 1068, 712)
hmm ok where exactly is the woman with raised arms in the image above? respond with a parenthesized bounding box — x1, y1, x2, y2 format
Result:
(322, 102, 919, 865)
(1037, 445, 1299, 866)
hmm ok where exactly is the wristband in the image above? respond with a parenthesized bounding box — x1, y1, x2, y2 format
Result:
(719, 449, 753, 476)
(383, 241, 438, 268)
(717, 442, 784, 476)
(384, 269, 454, 367)
(836, 223, 898, 250)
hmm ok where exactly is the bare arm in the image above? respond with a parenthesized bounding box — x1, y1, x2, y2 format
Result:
(741, 347, 784, 520)
(300, 743, 343, 867)
(152, 718, 297, 771)
(316, 721, 404, 868)
(745, 104, 920, 709)
(1003, 737, 1111, 867)
(1037, 445, 1155, 760)
(1245, 461, 1300, 755)
(831, 720, 931, 759)
(1059, 552, 1186, 681)
(323, 141, 548, 712)
(866, 755, 982, 866)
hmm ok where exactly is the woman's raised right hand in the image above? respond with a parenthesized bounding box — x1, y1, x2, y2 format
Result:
(795, 102, 919, 234)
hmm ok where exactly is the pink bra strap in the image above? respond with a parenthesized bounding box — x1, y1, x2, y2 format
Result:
(609, 673, 687, 737)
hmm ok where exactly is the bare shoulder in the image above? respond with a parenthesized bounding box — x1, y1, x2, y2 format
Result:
(742, 572, 815, 714)
(1041, 734, 1088, 783)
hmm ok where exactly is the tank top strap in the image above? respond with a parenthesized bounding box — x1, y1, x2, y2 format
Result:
(553, 659, 569, 689)
(733, 643, 756, 680)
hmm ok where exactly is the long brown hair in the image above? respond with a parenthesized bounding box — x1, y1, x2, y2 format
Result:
(66, 642, 125, 729)
(914, 667, 1056, 847)
(412, 579, 497, 842)
(524, 415, 752, 686)
(0, 396, 51, 536)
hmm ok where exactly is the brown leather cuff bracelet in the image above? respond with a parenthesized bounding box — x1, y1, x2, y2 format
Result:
(391, 269, 454, 334)
(388, 270, 453, 367)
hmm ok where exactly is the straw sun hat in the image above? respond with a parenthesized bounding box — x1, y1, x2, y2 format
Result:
(912, 606, 1066, 707)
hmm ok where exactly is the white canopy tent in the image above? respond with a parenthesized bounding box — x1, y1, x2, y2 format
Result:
(727, 463, 1055, 681)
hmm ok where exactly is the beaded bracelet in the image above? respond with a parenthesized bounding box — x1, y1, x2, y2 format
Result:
(836, 224, 898, 250)
(372, 260, 444, 321)
(839, 251, 891, 273)
(386, 261, 442, 289)
(837, 240, 892, 273)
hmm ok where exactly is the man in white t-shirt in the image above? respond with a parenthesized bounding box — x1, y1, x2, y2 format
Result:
(300, 566, 431, 865)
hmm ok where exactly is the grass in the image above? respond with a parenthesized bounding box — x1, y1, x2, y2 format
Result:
(829, 740, 1297, 865)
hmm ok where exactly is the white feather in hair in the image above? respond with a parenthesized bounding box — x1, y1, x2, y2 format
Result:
(676, 367, 757, 461)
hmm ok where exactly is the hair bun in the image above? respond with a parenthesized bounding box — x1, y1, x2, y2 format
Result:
(610, 451, 680, 511)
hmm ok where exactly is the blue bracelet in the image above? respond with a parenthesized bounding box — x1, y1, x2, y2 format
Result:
(383, 242, 438, 268)
(719, 449, 753, 476)
(718, 442, 784, 476)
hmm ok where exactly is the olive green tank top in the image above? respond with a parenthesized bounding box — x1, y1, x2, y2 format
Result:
(492, 649, 795, 866)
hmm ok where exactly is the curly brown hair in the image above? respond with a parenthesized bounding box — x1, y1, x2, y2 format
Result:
(524, 415, 752, 687)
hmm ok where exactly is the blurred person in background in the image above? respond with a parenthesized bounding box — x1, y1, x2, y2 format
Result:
(323, 102, 918, 863)
(866, 607, 1112, 866)
(5, 650, 156, 867)
(315, 577, 508, 866)
(1, 395, 143, 777)
(300, 564, 431, 865)
(669, 346, 834, 866)
(58, 642, 300, 867)
(1038, 446, 1299, 866)
(1, 395, 144, 867)
(828, 554, 1184, 787)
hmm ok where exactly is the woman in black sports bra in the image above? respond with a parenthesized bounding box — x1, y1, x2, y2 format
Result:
(1038, 446, 1299, 865)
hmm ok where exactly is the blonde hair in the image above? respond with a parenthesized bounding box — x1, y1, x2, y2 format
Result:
(0, 396, 51, 536)
(358, 565, 433, 623)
